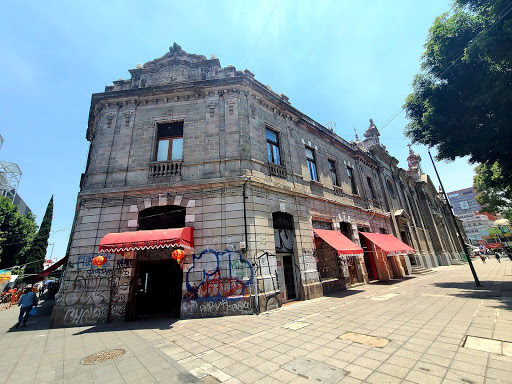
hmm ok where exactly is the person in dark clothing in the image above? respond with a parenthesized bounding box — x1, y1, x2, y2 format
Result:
(495, 252, 501, 263)
(15, 287, 37, 328)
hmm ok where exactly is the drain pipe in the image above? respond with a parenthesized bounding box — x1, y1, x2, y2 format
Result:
(243, 179, 259, 314)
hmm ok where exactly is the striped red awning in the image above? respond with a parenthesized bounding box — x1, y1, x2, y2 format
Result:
(313, 229, 363, 256)
(360, 232, 415, 255)
(98, 227, 194, 254)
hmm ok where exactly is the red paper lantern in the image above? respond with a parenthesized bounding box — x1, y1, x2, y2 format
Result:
(92, 255, 107, 268)
(172, 249, 185, 264)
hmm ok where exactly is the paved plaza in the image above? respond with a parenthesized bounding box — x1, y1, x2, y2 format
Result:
(1, 258, 511, 384)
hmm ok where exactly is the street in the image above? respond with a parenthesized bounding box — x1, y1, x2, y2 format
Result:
(1, 259, 511, 384)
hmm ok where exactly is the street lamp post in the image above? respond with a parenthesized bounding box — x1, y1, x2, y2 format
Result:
(428, 149, 482, 287)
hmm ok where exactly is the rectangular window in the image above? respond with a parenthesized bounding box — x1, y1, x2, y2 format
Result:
(156, 122, 183, 161)
(366, 176, 375, 199)
(305, 147, 318, 182)
(328, 159, 339, 186)
(266, 128, 281, 165)
(347, 167, 358, 195)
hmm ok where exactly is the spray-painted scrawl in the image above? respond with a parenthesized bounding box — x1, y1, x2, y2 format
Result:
(182, 248, 254, 318)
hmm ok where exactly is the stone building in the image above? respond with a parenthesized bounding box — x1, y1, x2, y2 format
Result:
(51, 44, 462, 327)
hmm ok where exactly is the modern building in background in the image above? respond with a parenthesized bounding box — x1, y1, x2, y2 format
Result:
(447, 187, 495, 245)
(447, 187, 482, 216)
(52, 44, 464, 327)
(0, 134, 31, 215)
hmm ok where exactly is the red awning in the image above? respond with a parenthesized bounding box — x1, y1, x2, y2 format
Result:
(36, 256, 68, 279)
(98, 227, 194, 254)
(313, 229, 363, 256)
(360, 232, 415, 255)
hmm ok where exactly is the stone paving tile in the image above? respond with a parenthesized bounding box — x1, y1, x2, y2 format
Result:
(268, 368, 298, 383)
(392, 346, 419, 357)
(419, 353, 452, 368)
(232, 368, 266, 384)
(444, 368, 485, 384)
(376, 362, 411, 379)
(4, 263, 512, 383)
(366, 371, 402, 384)
(335, 376, 363, 384)
(386, 355, 417, 369)
(486, 367, 512, 382)
(413, 361, 448, 378)
(450, 359, 487, 376)
(404, 368, 443, 384)
(344, 362, 372, 380)
(351, 356, 382, 370)
(426, 346, 457, 359)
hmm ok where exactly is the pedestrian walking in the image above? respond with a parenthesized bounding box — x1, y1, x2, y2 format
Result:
(496, 252, 501, 263)
(15, 287, 37, 328)
(480, 254, 486, 263)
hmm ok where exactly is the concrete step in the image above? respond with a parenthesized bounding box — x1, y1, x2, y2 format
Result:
(450, 259, 467, 265)
(411, 266, 436, 275)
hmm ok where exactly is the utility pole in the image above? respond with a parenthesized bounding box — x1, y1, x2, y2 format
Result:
(428, 149, 482, 287)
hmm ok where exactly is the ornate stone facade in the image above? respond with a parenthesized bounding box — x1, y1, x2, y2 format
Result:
(51, 44, 463, 327)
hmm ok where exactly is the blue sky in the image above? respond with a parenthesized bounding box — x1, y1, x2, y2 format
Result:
(0, 0, 475, 263)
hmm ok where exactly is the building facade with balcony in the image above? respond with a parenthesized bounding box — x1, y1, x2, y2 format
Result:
(51, 44, 462, 327)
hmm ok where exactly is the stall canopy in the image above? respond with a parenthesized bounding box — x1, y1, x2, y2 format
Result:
(360, 232, 415, 255)
(34, 256, 69, 281)
(98, 227, 194, 254)
(313, 229, 363, 256)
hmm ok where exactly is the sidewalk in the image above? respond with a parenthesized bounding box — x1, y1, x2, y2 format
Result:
(0, 259, 511, 384)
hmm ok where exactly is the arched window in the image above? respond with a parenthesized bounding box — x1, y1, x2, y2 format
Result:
(386, 178, 396, 198)
(339, 222, 352, 240)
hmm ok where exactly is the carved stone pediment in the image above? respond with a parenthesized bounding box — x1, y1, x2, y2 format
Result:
(150, 65, 199, 85)
(125, 43, 221, 88)
(143, 42, 207, 69)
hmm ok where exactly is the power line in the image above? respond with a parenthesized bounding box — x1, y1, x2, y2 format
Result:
(242, 0, 280, 68)
(0, 225, 73, 247)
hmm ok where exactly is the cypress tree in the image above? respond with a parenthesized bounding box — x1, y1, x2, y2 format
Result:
(24, 195, 53, 279)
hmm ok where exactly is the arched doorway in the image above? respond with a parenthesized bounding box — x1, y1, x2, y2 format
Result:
(272, 212, 297, 302)
(133, 205, 186, 319)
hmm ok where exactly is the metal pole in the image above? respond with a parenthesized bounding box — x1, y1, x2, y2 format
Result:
(243, 180, 259, 314)
(427, 149, 482, 286)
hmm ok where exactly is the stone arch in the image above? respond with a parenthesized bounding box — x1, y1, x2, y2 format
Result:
(127, 194, 196, 229)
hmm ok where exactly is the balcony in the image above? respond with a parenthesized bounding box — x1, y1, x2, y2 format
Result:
(149, 160, 182, 178)
(333, 186, 345, 197)
(268, 163, 287, 179)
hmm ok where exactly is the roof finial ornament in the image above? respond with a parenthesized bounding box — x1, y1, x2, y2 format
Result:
(407, 143, 414, 155)
(354, 126, 359, 141)
(169, 42, 184, 55)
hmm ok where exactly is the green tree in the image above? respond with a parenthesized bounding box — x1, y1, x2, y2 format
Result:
(0, 196, 38, 269)
(24, 196, 53, 278)
(404, 0, 512, 186)
(474, 162, 512, 220)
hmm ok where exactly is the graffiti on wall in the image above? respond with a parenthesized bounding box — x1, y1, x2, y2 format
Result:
(58, 253, 134, 326)
(274, 229, 293, 252)
(63, 305, 108, 326)
(183, 248, 254, 317)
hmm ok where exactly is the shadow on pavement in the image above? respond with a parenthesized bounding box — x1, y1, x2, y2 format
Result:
(433, 280, 512, 311)
(323, 289, 365, 299)
(72, 316, 182, 336)
(5, 291, 55, 333)
(368, 276, 417, 285)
